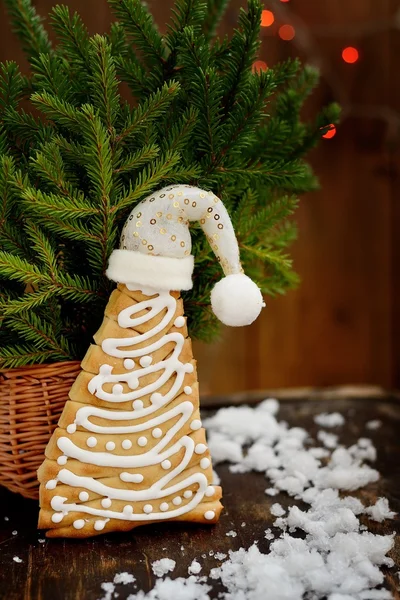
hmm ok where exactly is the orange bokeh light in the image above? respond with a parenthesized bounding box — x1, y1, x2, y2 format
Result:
(261, 10, 275, 27)
(280, 0, 290, 2)
(342, 46, 359, 64)
(252, 60, 268, 73)
(321, 124, 336, 139)
(278, 24, 295, 41)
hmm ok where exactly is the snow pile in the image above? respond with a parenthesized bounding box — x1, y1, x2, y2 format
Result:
(188, 559, 202, 575)
(365, 498, 397, 523)
(113, 572, 136, 585)
(151, 559, 176, 577)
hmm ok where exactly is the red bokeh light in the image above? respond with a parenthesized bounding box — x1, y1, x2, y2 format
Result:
(278, 24, 295, 41)
(252, 60, 268, 73)
(342, 46, 359, 64)
(321, 124, 337, 139)
(261, 10, 275, 27)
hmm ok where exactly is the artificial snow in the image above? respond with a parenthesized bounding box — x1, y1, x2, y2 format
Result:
(314, 412, 345, 428)
(151, 559, 176, 578)
(99, 582, 115, 600)
(188, 559, 202, 575)
(226, 530, 237, 537)
(13, 556, 22, 563)
(114, 572, 136, 585)
(366, 420, 382, 431)
(127, 577, 211, 600)
(214, 552, 227, 560)
(270, 503, 286, 517)
(364, 498, 396, 523)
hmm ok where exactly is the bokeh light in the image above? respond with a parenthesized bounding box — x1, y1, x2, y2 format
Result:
(342, 46, 359, 64)
(252, 60, 268, 73)
(321, 124, 337, 139)
(261, 10, 275, 27)
(278, 24, 295, 41)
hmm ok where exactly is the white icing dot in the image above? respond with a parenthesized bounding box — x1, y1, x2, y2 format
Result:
(127, 377, 139, 390)
(73, 519, 85, 529)
(200, 457, 211, 469)
(57, 456, 67, 465)
(79, 491, 89, 502)
(205, 486, 215, 497)
(183, 490, 193, 499)
(204, 510, 215, 521)
(101, 498, 112, 509)
(112, 383, 123, 395)
(160, 502, 169, 512)
(173, 496, 182, 506)
(150, 392, 163, 405)
(120, 472, 144, 483)
(124, 359, 135, 370)
(100, 364, 112, 375)
(190, 420, 202, 431)
(51, 513, 64, 523)
(161, 460, 171, 470)
(152, 428, 162, 438)
(195, 443, 207, 455)
(139, 355, 152, 368)
(94, 520, 107, 531)
(123, 505, 133, 515)
(184, 386, 193, 395)
(138, 436, 148, 447)
(143, 504, 153, 514)
(86, 436, 97, 448)
(67, 423, 76, 434)
(122, 439, 132, 450)
(185, 363, 194, 373)
(106, 441, 116, 451)
(174, 316, 185, 328)
(45, 479, 57, 490)
(133, 400, 144, 410)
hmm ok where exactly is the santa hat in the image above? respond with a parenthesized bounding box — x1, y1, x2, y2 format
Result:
(106, 185, 264, 327)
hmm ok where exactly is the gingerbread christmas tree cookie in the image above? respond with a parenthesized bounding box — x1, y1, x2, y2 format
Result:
(37, 185, 264, 537)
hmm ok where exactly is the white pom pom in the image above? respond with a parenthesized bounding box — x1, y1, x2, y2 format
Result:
(211, 273, 264, 327)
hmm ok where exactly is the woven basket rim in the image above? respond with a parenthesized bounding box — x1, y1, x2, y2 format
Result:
(0, 359, 81, 378)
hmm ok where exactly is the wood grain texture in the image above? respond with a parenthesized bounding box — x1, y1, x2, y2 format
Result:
(0, 0, 398, 393)
(0, 393, 399, 599)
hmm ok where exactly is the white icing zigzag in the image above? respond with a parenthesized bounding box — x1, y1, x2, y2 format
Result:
(47, 287, 215, 531)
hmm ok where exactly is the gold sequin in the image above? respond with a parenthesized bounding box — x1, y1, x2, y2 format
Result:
(160, 194, 166, 198)
(200, 192, 205, 198)
(137, 212, 142, 218)
(178, 217, 183, 223)
(180, 241, 185, 247)
(214, 214, 220, 220)
(185, 250, 190, 255)
(156, 212, 162, 218)
(150, 197, 155, 202)
(192, 201, 197, 207)
(213, 234, 219, 240)
(200, 218, 206, 224)
(184, 198, 189, 205)
(173, 201, 179, 208)
(218, 223, 223, 229)
(167, 214, 172, 220)
(178, 191, 183, 196)
(207, 207, 213, 213)
(133, 232, 139, 237)
(171, 235, 176, 241)
(150, 219, 156, 225)
(168, 194, 174, 199)
(142, 239, 147, 245)
(136, 221, 142, 227)
(160, 228, 166, 234)
(148, 245, 154, 251)
(214, 196, 219, 203)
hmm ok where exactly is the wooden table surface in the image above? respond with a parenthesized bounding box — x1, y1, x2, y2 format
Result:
(0, 392, 399, 600)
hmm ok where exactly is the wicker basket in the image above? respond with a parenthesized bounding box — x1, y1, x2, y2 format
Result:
(0, 361, 81, 500)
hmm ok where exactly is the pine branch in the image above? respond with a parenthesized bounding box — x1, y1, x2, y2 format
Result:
(88, 35, 120, 130)
(0, 61, 24, 113)
(3, 0, 51, 58)
(0, 252, 52, 286)
(114, 144, 160, 175)
(202, 0, 229, 39)
(30, 91, 83, 132)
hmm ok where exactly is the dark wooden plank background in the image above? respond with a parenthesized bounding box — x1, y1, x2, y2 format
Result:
(0, 393, 399, 599)
(0, 0, 399, 394)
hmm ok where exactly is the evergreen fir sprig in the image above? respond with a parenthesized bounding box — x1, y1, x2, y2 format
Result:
(0, 0, 340, 366)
